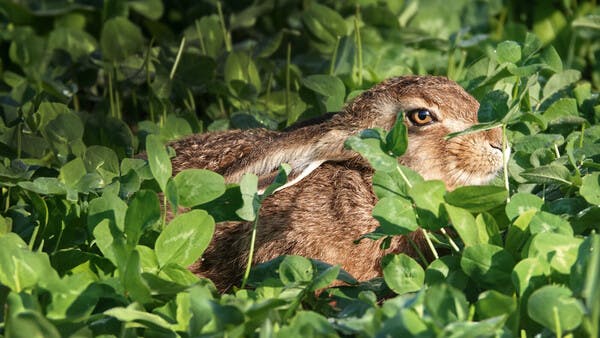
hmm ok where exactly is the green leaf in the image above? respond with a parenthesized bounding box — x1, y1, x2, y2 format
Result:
(542, 98, 585, 126)
(475, 212, 502, 246)
(92, 219, 128, 269)
(302, 2, 347, 47)
(542, 69, 581, 99)
(520, 164, 573, 186)
(129, 0, 164, 20)
(104, 305, 176, 332)
(382, 254, 425, 295)
(572, 15, 600, 36)
(377, 308, 429, 337)
(45, 273, 102, 321)
(505, 192, 544, 220)
(461, 243, 515, 290)
(301, 75, 346, 112)
(173, 169, 226, 207)
(475, 290, 517, 320)
(5, 310, 61, 338)
(0, 233, 59, 292)
(372, 196, 418, 235)
(308, 264, 340, 291)
(496, 40, 522, 63)
(192, 15, 223, 58)
(445, 185, 507, 213)
(124, 190, 160, 246)
(528, 211, 573, 236)
(261, 163, 291, 198)
(512, 134, 564, 153)
(87, 192, 127, 232)
(579, 235, 600, 325)
(158, 264, 200, 286)
(84, 145, 120, 183)
(528, 232, 582, 274)
(511, 257, 550, 297)
(505, 209, 536, 257)
(580, 172, 600, 205)
(236, 173, 259, 221)
(155, 210, 215, 267)
(44, 111, 84, 160)
(18, 178, 67, 196)
(522, 32, 543, 57)
(224, 51, 262, 92)
(540, 45, 563, 73)
(424, 283, 469, 326)
(278, 311, 337, 337)
(279, 255, 313, 285)
(478, 90, 509, 122)
(189, 284, 215, 335)
(146, 134, 172, 192)
(385, 112, 408, 157)
(100, 17, 144, 61)
(48, 27, 97, 60)
(345, 135, 397, 172)
(527, 285, 585, 333)
(123, 250, 153, 304)
(372, 166, 424, 199)
(445, 203, 479, 247)
(408, 180, 447, 230)
(59, 157, 86, 189)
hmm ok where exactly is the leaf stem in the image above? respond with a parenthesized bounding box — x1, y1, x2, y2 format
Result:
(553, 306, 562, 337)
(421, 228, 439, 260)
(396, 166, 413, 189)
(16, 121, 22, 159)
(170, 36, 186, 80)
(194, 20, 207, 55)
(285, 43, 292, 126)
(162, 194, 167, 229)
(217, 1, 232, 52)
(115, 87, 122, 120)
(28, 222, 40, 251)
(241, 214, 260, 289)
(407, 236, 429, 266)
(353, 6, 363, 87)
(440, 228, 460, 252)
(3, 187, 9, 213)
(329, 36, 341, 76)
(108, 67, 116, 119)
(217, 96, 227, 118)
(468, 304, 475, 321)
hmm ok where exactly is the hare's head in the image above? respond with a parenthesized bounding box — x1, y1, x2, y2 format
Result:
(171, 76, 505, 192)
(334, 75, 505, 189)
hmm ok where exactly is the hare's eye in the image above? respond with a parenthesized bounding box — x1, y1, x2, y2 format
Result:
(407, 109, 434, 126)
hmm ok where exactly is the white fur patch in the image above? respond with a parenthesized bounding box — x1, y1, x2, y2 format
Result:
(256, 160, 325, 195)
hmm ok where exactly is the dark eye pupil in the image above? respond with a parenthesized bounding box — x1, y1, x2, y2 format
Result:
(417, 110, 429, 120)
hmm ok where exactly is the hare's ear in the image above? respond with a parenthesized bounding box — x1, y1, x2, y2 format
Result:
(227, 128, 354, 194)
(256, 160, 325, 194)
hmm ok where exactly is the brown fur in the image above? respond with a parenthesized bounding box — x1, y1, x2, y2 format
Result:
(168, 75, 504, 291)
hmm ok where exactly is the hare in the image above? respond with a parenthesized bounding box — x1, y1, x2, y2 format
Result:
(169, 75, 505, 291)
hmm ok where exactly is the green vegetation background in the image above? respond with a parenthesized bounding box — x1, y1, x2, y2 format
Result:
(0, 0, 599, 337)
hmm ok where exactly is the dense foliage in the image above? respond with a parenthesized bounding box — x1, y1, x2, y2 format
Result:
(1, 0, 599, 337)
